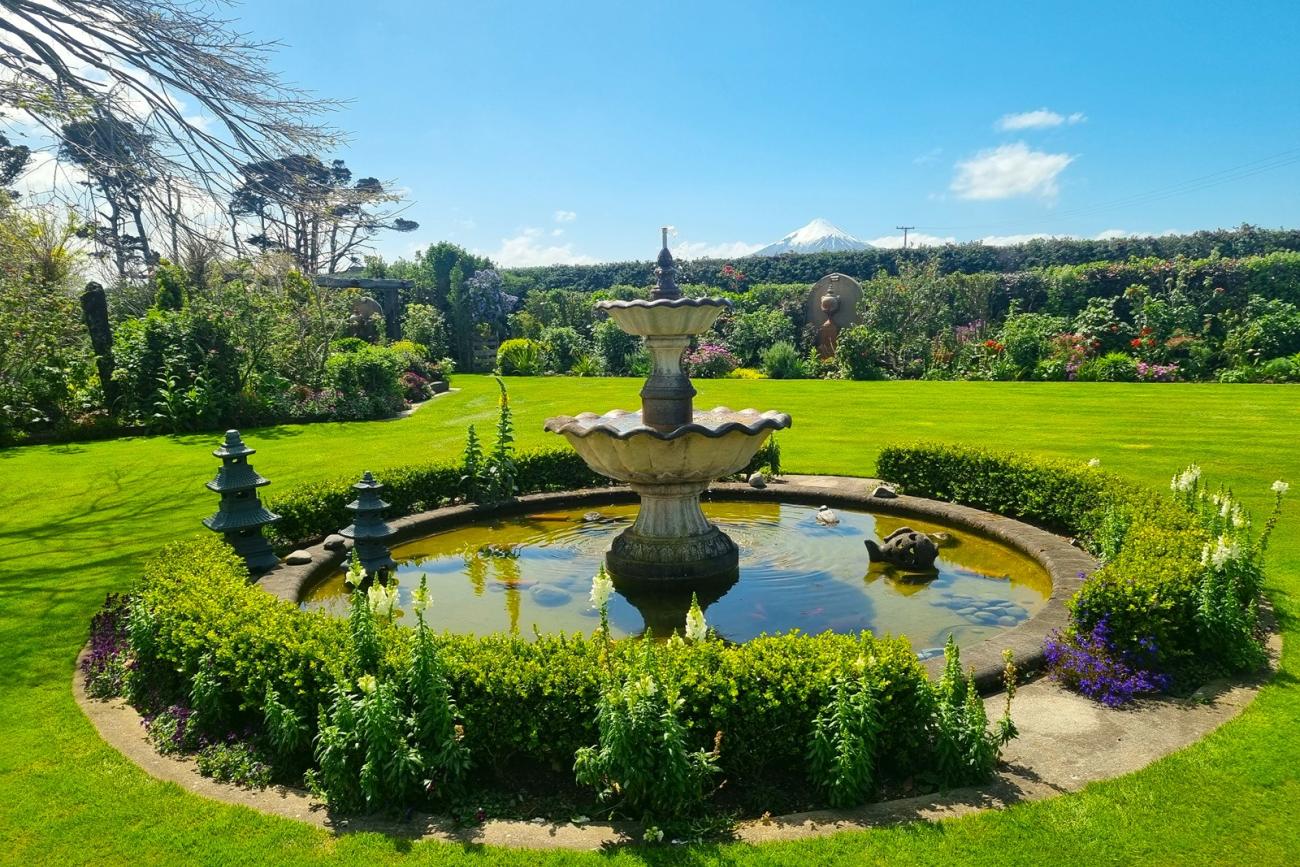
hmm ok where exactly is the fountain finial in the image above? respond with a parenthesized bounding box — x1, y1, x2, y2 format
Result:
(652, 226, 680, 301)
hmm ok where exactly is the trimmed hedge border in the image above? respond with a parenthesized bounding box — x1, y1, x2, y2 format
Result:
(86, 444, 1282, 843)
(261, 475, 1092, 690)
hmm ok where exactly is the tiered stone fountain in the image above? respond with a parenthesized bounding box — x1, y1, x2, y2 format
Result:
(544, 230, 792, 581)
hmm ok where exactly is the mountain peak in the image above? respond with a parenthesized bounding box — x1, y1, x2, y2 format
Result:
(754, 218, 868, 256)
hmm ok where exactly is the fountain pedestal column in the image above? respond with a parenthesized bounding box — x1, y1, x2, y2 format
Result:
(608, 481, 738, 580)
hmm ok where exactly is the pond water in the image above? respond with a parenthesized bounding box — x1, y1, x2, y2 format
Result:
(301, 501, 1051, 654)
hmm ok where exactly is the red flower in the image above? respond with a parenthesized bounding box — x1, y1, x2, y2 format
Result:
(1130, 338, 1143, 348)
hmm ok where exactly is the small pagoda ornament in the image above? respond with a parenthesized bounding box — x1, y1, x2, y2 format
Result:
(340, 471, 397, 577)
(202, 430, 281, 575)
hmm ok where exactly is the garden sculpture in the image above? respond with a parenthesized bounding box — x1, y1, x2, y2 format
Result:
(865, 526, 940, 571)
(202, 429, 281, 574)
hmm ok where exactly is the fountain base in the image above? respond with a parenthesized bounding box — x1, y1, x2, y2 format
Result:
(605, 481, 740, 581)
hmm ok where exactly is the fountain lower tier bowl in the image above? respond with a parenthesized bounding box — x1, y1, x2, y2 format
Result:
(544, 407, 792, 581)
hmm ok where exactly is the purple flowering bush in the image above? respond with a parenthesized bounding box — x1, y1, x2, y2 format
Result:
(685, 343, 739, 378)
(1136, 361, 1180, 382)
(82, 594, 131, 699)
(1044, 617, 1171, 707)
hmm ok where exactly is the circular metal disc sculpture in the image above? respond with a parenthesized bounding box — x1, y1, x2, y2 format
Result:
(545, 230, 792, 581)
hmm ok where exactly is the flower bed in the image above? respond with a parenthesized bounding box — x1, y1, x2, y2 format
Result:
(878, 444, 1282, 693)
(86, 444, 1279, 830)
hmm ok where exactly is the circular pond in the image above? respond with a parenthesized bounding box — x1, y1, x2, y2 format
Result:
(302, 501, 1050, 653)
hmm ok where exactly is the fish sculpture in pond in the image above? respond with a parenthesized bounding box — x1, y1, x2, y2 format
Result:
(865, 527, 939, 571)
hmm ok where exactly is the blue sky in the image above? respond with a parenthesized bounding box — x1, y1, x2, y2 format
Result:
(73, 1, 1300, 264)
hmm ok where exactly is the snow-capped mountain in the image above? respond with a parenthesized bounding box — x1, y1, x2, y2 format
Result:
(753, 218, 869, 256)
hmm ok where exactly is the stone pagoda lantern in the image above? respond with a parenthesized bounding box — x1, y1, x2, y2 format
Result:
(340, 471, 397, 577)
(203, 429, 281, 575)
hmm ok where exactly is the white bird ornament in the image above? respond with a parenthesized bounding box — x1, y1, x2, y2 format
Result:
(815, 505, 839, 525)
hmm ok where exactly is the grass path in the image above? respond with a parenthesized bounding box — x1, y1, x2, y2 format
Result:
(1, 376, 1297, 865)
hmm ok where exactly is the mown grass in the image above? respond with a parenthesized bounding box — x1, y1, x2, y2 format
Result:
(1, 375, 1297, 865)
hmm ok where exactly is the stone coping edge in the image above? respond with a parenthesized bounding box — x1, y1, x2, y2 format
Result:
(259, 473, 1095, 690)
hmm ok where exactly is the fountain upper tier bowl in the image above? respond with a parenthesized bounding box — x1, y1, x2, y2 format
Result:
(543, 407, 791, 485)
(596, 296, 729, 337)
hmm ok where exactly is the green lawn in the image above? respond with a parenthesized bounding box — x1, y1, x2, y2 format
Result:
(2, 376, 1298, 865)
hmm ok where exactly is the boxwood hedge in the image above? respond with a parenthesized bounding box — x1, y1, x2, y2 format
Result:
(129, 535, 938, 798)
(876, 443, 1241, 680)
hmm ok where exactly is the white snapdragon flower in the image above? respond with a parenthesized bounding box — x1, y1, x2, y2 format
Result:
(684, 593, 708, 642)
(1209, 535, 1240, 570)
(367, 580, 398, 619)
(589, 567, 614, 610)
(1087, 458, 1101, 468)
(345, 554, 367, 588)
(1273, 480, 1290, 496)
(357, 674, 377, 695)
(411, 581, 434, 616)
(1171, 464, 1202, 494)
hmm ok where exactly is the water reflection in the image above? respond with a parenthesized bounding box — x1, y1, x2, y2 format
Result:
(301, 502, 1051, 650)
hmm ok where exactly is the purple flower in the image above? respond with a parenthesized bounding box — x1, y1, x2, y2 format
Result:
(1045, 617, 1170, 707)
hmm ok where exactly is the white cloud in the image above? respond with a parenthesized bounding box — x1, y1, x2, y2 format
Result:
(672, 239, 765, 260)
(488, 227, 596, 267)
(995, 109, 1087, 131)
(951, 142, 1075, 200)
(553, 209, 577, 223)
(867, 232, 956, 249)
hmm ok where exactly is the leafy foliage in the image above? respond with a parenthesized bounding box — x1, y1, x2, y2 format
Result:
(878, 444, 1280, 690)
(574, 638, 721, 823)
(495, 338, 544, 375)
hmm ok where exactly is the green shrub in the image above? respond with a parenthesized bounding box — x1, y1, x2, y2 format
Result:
(265, 448, 605, 547)
(876, 444, 1274, 682)
(998, 311, 1068, 377)
(592, 318, 640, 376)
(761, 340, 807, 379)
(112, 306, 243, 429)
(539, 326, 588, 373)
(325, 344, 405, 418)
(1258, 354, 1300, 382)
(196, 741, 273, 788)
(495, 338, 544, 375)
(401, 303, 449, 361)
(1224, 297, 1300, 364)
(574, 638, 721, 823)
(723, 309, 797, 366)
(834, 325, 886, 380)
(123, 534, 975, 812)
(1075, 352, 1137, 382)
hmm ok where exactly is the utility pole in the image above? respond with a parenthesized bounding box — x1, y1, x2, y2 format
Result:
(896, 226, 915, 250)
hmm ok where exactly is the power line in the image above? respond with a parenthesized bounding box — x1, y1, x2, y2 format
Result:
(895, 225, 915, 249)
